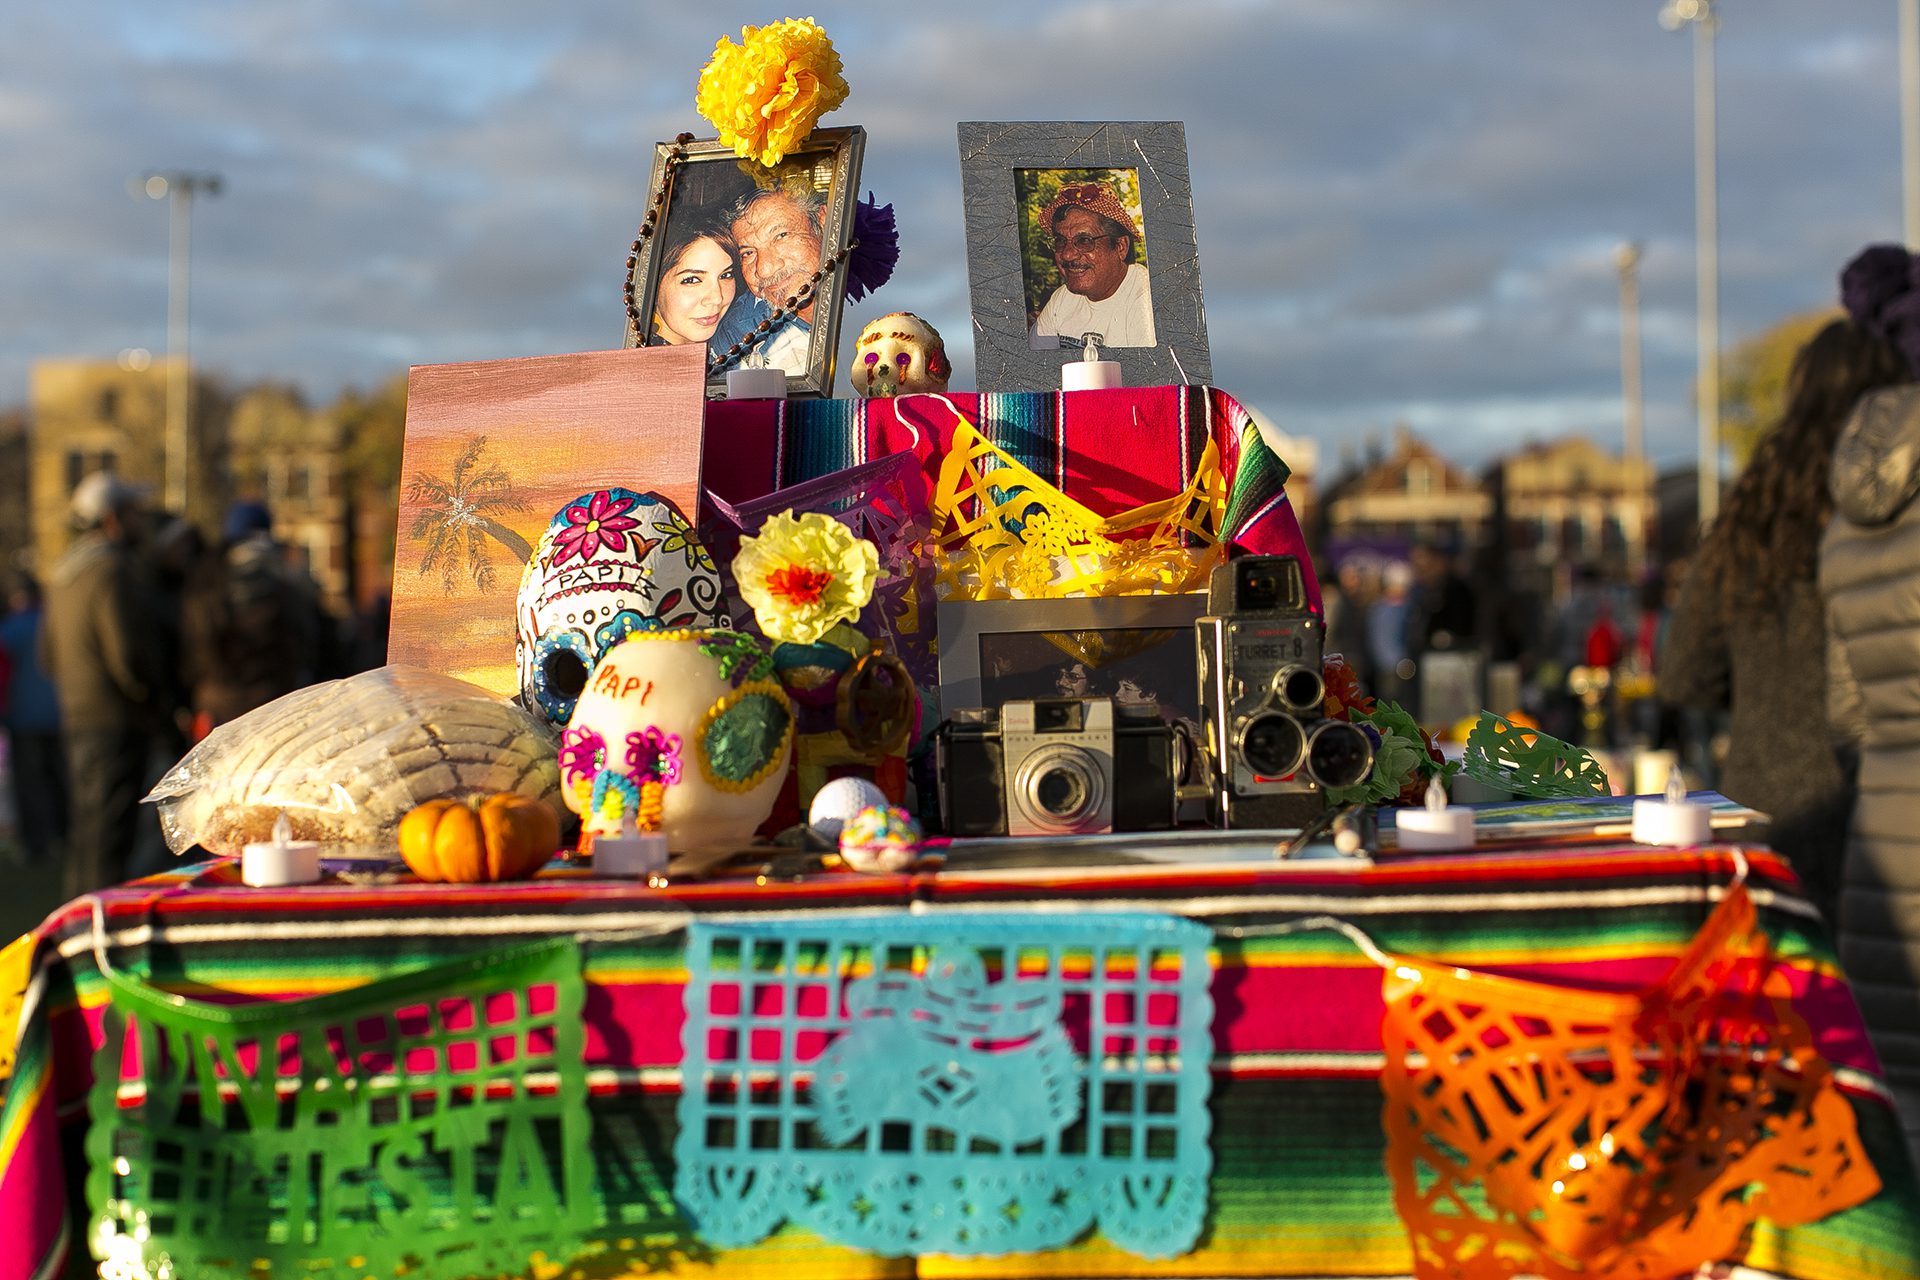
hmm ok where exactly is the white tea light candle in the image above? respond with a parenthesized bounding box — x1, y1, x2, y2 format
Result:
(241, 812, 321, 886)
(1395, 778, 1475, 852)
(593, 814, 669, 877)
(1631, 768, 1712, 847)
(1063, 331, 1122, 392)
(1062, 360, 1121, 392)
(726, 368, 788, 400)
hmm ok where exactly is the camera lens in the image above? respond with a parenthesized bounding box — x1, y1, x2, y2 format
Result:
(1238, 712, 1305, 780)
(1014, 745, 1106, 831)
(1306, 720, 1374, 790)
(1034, 766, 1088, 816)
(1270, 664, 1324, 713)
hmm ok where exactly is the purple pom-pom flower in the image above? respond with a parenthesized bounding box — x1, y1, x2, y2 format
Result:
(846, 191, 898, 303)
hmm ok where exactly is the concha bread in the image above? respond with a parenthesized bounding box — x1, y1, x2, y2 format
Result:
(146, 665, 561, 857)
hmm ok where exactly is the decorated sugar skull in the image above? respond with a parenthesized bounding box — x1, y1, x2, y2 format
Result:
(515, 488, 729, 725)
(561, 629, 793, 851)
(851, 312, 950, 398)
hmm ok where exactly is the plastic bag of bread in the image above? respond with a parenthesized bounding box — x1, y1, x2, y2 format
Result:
(144, 665, 562, 858)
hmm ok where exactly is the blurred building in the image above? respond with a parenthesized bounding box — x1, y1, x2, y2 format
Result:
(1654, 464, 1715, 564)
(224, 384, 353, 610)
(1484, 436, 1654, 599)
(1243, 403, 1318, 527)
(1318, 425, 1491, 559)
(0, 409, 29, 575)
(24, 359, 363, 613)
(26, 357, 232, 568)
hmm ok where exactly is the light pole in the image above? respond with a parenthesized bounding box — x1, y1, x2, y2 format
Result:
(1615, 240, 1649, 576)
(1903, 0, 1920, 244)
(138, 170, 222, 516)
(1614, 242, 1646, 464)
(1659, 0, 1720, 527)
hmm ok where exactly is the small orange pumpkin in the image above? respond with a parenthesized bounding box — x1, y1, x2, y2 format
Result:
(398, 793, 560, 883)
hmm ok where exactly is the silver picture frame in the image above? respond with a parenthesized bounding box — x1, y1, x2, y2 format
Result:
(936, 593, 1210, 724)
(957, 120, 1212, 393)
(624, 127, 865, 398)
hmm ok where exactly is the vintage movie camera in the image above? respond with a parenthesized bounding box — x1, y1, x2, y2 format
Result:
(1197, 555, 1374, 829)
(937, 697, 1178, 837)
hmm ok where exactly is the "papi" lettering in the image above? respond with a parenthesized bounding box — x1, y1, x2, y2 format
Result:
(591, 663, 654, 704)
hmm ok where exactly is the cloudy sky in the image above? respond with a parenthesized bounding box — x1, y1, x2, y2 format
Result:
(1, 2, 1908, 472)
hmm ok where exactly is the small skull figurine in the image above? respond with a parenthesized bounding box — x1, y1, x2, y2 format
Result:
(852, 312, 951, 398)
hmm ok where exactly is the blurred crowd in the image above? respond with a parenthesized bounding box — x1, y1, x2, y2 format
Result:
(1322, 545, 1699, 768)
(0, 473, 388, 899)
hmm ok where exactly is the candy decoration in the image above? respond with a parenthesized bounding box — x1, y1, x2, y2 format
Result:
(852, 313, 949, 398)
(837, 803, 921, 874)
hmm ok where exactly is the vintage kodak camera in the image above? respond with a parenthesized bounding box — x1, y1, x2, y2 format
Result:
(1197, 555, 1374, 829)
(937, 697, 1177, 837)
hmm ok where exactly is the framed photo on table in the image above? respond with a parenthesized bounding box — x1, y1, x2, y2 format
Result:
(623, 127, 865, 398)
(936, 593, 1210, 724)
(958, 120, 1211, 392)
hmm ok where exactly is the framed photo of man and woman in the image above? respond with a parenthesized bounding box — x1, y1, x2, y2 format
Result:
(958, 121, 1211, 393)
(624, 127, 865, 397)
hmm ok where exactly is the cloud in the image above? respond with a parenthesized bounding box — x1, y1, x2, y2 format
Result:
(0, 0, 1908, 477)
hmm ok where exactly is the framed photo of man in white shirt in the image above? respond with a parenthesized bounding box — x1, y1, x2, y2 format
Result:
(959, 121, 1211, 393)
(1018, 169, 1157, 352)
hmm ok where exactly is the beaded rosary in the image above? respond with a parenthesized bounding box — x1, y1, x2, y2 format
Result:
(623, 133, 861, 376)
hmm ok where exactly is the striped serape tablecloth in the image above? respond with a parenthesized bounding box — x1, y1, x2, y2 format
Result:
(1, 843, 1916, 1279)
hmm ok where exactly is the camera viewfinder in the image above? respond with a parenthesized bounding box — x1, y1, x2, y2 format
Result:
(1272, 665, 1324, 713)
(1234, 556, 1303, 613)
(1241, 570, 1279, 612)
(1034, 699, 1083, 733)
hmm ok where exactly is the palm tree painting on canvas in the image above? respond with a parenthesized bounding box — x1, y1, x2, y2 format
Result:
(387, 344, 707, 695)
(406, 435, 533, 594)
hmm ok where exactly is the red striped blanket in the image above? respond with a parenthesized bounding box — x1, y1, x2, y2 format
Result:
(1, 844, 1913, 1279)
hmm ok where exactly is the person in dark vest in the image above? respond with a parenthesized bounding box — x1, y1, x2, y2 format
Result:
(41, 472, 164, 896)
(1816, 242, 1920, 1169)
(180, 502, 324, 737)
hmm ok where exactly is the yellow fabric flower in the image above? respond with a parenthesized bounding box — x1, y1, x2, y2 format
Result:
(695, 18, 849, 167)
(734, 511, 878, 646)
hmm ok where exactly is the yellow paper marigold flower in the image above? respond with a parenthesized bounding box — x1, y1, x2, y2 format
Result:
(696, 17, 849, 167)
(734, 511, 878, 646)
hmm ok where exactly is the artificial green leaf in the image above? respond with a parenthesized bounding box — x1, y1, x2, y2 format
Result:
(1460, 712, 1610, 798)
(1326, 732, 1420, 806)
